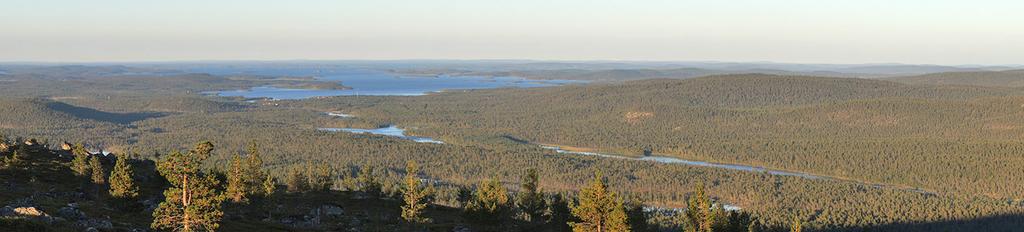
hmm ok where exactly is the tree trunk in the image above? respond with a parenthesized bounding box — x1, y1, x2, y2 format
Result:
(182, 174, 191, 232)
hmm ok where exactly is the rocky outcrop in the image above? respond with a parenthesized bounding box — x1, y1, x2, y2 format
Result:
(0, 206, 55, 223)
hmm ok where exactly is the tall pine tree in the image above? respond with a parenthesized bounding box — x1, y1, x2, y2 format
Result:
(518, 168, 546, 222)
(89, 155, 106, 185)
(401, 160, 431, 224)
(151, 142, 224, 232)
(225, 154, 248, 203)
(684, 183, 713, 232)
(570, 172, 629, 232)
(71, 143, 90, 176)
(244, 142, 268, 196)
(108, 153, 139, 199)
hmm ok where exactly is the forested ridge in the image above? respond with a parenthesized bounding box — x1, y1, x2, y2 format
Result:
(887, 69, 1024, 87)
(295, 74, 1024, 199)
(3, 68, 1024, 231)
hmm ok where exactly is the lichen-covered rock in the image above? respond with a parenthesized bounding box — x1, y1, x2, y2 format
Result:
(0, 206, 14, 216)
(57, 204, 86, 220)
(1, 206, 55, 223)
(321, 204, 344, 216)
(75, 218, 114, 230)
(13, 206, 47, 217)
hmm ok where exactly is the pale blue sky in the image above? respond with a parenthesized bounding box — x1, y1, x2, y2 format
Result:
(2, 0, 1021, 64)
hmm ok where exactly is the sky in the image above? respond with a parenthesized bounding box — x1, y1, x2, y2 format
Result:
(2, 0, 1022, 65)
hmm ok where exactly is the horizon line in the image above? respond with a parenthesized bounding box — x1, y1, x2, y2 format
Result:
(1, 59, 1020, 68)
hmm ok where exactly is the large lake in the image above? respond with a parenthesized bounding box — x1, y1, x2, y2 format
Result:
(197, 67, 583, 99)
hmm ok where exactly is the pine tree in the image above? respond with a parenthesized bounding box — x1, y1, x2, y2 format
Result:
(151, 142, 224, 232)
(684, 183, 713, 232)
(339, 168, 358, 191)
(357, 165, 381, 196)
(225, 154, 248, 203)
(71, 143, 90, 176)
(2, 150, 25, 167)
(625, 199, 648, 232)
(305, 163, 333, 192)
(244, 142, 268, 196)
(547, 193, 573, 232)
(570, 172, 630, 232)
(465, 177, 510, 224)
(262, 175, 276, 196)
(747, 220, 760, 232)
(710, 203, 728, 232)
(518, 168, 546, 222)
(285, 165, 308, 193)
(401, 160, 431, 224)
(108, 154, 139, 199)
(261, 174, 279, 220)
(89, 155, 106, 184)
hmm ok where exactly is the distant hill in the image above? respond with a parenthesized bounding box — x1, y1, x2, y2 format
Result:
(475, 68, 724, 81)
(404, 68, 871, 81)
(886, 70, 1024, 87)
(0, 98, 160, 127)
(0, 65, 181, 78)
(829, 64, 988, 76)
(0, 98, 163, 148)
(519, 74, 1021, 107)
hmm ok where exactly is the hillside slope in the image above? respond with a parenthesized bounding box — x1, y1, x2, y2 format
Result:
(887, 70, 1024, 87)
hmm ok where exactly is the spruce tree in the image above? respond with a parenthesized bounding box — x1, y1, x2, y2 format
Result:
(108, 153, 139, 199)
(71, 143, 90, 176)
(89, 155, 106, 184)
(518, 168, 546, 222)
(151, 142, 224, 232)
(570, 172, 629, 232)
(225, 154, 248, 203)
(401, 160, 431, 224)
